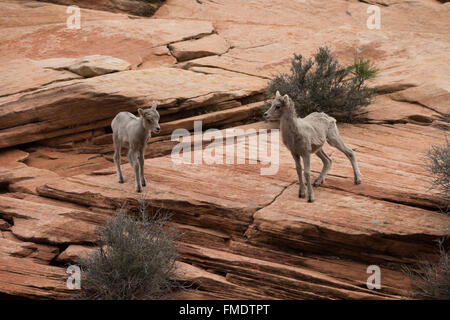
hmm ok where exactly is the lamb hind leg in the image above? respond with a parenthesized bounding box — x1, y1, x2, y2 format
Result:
(302, 153, 314, 202)
(313, 148, 332, 187)
(327, 129, 362, 185)
(139, 150, 146, 187)
(113, 135, 124, 183)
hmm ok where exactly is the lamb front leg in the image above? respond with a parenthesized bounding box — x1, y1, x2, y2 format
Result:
(128, 150, 142, 193)
(139, 150, 146, 187)
(293, 154, 306, 198)
(302, 154, 314, 203)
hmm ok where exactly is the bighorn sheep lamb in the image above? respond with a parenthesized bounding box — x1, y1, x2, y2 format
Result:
(264, 91, 362, 202)
(111, 101, 161, 192)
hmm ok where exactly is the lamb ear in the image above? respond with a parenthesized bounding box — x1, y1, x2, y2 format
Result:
(137, 108, 144, 117)
(275, 91, 281, 98)
(283, 94, 290, 105)
(151, 101, 157, 110)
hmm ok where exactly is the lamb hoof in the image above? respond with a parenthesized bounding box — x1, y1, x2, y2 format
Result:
(313, 179, 323, 187)
(308, 198, 314, 203)
(299, 192, 306, 198)
(354, 178, 362, 185)
(118, 178, 124, 184)
(136, 187, 142, 193)
(141, 180, 147, 187)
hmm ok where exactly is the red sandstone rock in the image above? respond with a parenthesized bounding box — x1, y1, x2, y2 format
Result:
(0, 234, 59, 265)
(34, 122, 450, 265)
(56, 244, 95, 264)
(0, 253, 72, 299)
(169, 34, 230, 62)
(0, 0, 449, 300)
(0, 2, 214, 66)
(60, 55, 131, 78)
(0, 196, 103, 245)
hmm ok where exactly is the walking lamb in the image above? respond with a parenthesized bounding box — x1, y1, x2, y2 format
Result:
(111, 101, 161, 192)
(264, 91, 362, 202)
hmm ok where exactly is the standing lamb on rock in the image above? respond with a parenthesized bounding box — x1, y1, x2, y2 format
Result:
(111, 101, 161, 193)
(264, 91, 362, 202)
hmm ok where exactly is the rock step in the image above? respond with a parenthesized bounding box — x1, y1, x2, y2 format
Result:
(40, 0, 165, 17)
(159, 101, 264, 135)
(0, 195, 104, 245)
(173, 261, 270, 299)
(247, 185, 449, 264)
(36, 99, 248, 148)
(51, 239, 410, 299)
(0, 233, 59, 265)
(35, 101, 266, 159)
(0, 253, 71, 299)
(36, 162, 284, 236)
(178, 243, 405, 300)
(0, 66, 266, 149)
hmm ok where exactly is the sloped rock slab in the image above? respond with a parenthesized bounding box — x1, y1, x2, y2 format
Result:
(0, 196, 104, 245)
(0, 59, 82, 97)
(0, 1, 215, 67)
(37, 159, 289, 236)
(178, 243, 403, 299)
(247, 185, 450, 263)
(36, 122, 450, 262)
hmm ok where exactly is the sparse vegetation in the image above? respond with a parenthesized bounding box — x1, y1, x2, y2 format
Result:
(426, 139, 450, 213)
(403, 141, 450, 298)
(77, 200, 179, 300)
(403, 239, 450, 300)
(139, 0, 167, 16)
(267, 46, 378, 122)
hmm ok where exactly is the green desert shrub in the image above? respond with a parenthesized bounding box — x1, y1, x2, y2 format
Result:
(77, 201, 179, 300)
(404, 239, 450, 299)
(426, 139, 450, 213)
(267, 46, 378, 122)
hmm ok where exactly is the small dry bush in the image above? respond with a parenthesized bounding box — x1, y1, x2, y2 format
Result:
(77, 200, 179, 300)
(426, 139, 450, 213)
(403, 239, 450, 300)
